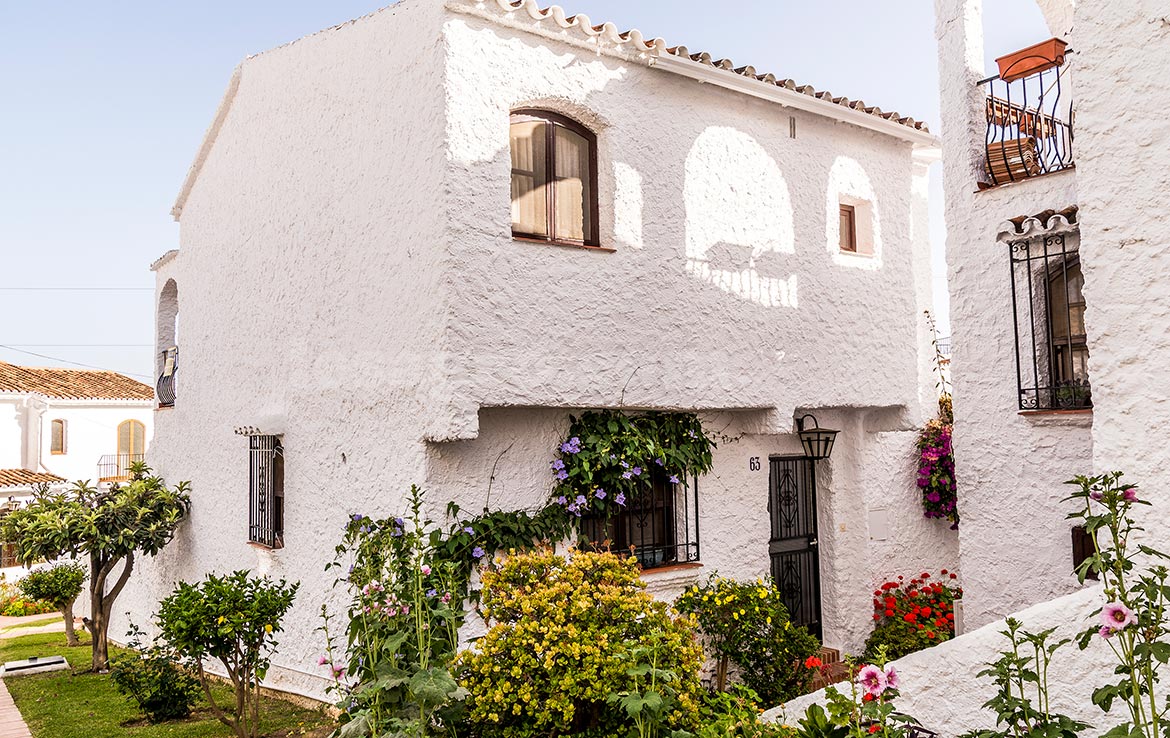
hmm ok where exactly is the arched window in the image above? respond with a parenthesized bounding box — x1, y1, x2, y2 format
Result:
(117, 420, 146, 458)
(50, 419, 67, 455)
(510, 110, 599, 247)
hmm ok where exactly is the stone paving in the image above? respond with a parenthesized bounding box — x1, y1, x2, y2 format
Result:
(0, 680, 31, 738)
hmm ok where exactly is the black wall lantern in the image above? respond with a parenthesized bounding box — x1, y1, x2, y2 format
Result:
(797, 414, 839, 460)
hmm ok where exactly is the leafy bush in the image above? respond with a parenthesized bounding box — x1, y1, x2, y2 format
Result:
(863, 571, 962, 662)
(109, 622, 200, 723)
(0, 588, 55, 618)
(675, 576, 820, 704)
(157, 571, 298, 738)
(321, 486, 467, 738)
(457, 549, 703, 737)
(696, 685, 798, 738)
(19, 562, 86, 644)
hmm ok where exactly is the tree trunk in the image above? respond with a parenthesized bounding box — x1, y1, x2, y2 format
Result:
(88, 551, 134, 672)
(61, 600, 78, 647)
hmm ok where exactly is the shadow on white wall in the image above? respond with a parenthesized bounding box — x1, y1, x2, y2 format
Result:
(684, 127, 797, 308)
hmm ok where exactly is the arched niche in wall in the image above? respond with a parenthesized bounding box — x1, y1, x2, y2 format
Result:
(157, 278, 179, 377)
(684, 126, 797, 308)
(825, 156, 883, 270)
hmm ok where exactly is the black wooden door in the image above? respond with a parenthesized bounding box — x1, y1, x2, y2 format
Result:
(768, 456, 823, 640)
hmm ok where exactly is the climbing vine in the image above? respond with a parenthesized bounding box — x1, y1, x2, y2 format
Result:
(547, 410, 715, 518)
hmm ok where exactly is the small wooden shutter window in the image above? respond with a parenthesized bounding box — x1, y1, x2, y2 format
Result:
(510, 110, 599, 246)
(839, 205, 857, 252)
(1072, 525, 1098, 580)
(117, 420, 145, 456)
(51, 419, 66, 454)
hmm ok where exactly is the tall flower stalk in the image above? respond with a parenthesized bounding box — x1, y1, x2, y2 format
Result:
(1067, 472, 1170, 738)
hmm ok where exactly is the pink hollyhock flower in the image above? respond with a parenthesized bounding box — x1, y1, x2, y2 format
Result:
(421, 565, 432, 576)
(1123, 488, 1139, 503)
(318, 655, 328, 666)
(1089, 490, 1103, 501)
(1098, 625, 1117, 640)
(1100, 601, 1137, 630)
(884, 666, 900, 690)
(856, 664, 887, 697)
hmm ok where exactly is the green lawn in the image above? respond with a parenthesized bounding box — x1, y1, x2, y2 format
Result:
(1, 633, 334, 738)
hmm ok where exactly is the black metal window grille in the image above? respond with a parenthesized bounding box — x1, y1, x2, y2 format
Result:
(979, 55, 1073, 186)
(579, 472, 699, 570)
(1008, 232, 1091, 410)
(157, 347, 177, 408)
(248, 435, 284, 549)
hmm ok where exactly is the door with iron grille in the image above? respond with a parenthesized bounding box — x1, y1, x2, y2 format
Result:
(768, 456, 822, 640)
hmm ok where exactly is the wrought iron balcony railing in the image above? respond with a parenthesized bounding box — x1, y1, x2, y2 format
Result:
(157, 347, 177, 408)
(979, 39, 1074, 187)
(98, 453, 144, 483)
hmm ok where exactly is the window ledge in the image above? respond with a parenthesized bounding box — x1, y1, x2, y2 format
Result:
(1019, 408, 1093, 426)
(512, 236, 615, 253)
(247, 541, 284, 552)
(639, 561, 704, 578)
(50, 451, 66, 456)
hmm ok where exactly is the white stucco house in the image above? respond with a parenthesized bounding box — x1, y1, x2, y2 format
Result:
(123, 0, 954, 701)
(776, 0, 1170, 733)
(0, 361, 155, 572)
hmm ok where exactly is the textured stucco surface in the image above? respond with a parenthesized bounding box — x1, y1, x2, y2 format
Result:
(764, 586, 1122, 736)
(935, 0, 1092, 629)
(125, 0, 950, 701)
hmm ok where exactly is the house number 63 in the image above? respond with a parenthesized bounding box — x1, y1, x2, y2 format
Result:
(749, 457, 761, 471)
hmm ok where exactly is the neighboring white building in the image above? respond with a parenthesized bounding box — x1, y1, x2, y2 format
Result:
(774, 0, 1170, 733)
(0, 361, 155, 571)
(124, 0, 953, 701)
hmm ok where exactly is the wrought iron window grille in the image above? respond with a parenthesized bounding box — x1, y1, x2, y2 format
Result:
(1008, 231, 1091, 411)
(248, 435, 284, 549)
(157, 346, 177, 408)
(979, 52, 1074, 186)
(578, 471, 700, 570)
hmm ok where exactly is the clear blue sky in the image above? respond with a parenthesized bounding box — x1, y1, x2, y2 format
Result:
(0, 0, 1048, 381)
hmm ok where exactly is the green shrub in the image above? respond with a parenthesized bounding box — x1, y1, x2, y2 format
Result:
(696, 685, 798, 738)
(19, 562, 86, 644)
(157, 571, 298, 738)
(109, 622, 200, 722)
(675, 576, 820, 704)
(457, 549, 703, 738)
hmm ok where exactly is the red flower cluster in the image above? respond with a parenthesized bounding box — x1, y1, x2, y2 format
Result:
(870, 571, 962, 642)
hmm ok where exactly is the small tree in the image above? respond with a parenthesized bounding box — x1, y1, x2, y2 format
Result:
(157, 571, 299, 738)
(18, 561, 87, 645)
(0, 465, 191, 671)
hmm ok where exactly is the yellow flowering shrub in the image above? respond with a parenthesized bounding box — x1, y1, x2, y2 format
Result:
(676, 576, 820, 705)
(457, 549, 703, 737)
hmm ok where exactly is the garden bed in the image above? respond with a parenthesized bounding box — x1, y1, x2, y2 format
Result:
(0, 632, 333, 738)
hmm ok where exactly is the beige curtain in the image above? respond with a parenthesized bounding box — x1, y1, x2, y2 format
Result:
(553, 126, 591, 242)
(510, 120, 548, 237)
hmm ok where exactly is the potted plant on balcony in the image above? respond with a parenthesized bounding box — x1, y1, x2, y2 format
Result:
(996, 37, 1068, 82)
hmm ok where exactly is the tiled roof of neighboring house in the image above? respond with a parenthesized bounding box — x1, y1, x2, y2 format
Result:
(1000, 205, 1079, 238)
(0, 470, 65, 489)
(469, 0, 930, 132)
(0, 361, 154, 401)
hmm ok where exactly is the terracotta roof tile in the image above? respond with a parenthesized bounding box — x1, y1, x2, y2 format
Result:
(0, 362, 154, 401)
(472, 0, 929, 132)
(1001, 205, 1079, 238)
(0, 470, 65, 489)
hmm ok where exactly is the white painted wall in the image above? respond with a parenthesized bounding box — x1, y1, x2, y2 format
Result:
(123, 0, 950, 701)
(934, 0, 1092, 629)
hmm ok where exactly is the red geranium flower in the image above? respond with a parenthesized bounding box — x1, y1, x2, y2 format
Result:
(805, 656, 824, 669)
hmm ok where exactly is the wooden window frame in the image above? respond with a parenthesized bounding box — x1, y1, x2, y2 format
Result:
(50, 419, 67, 455)
(839, 204, 858, 253)
(510, 109, 601, 248)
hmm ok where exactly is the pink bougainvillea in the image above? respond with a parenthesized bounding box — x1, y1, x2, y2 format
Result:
(916, 418, 957, 527)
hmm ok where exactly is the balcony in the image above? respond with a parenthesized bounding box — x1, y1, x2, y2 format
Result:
(157, 346, 177, 408)
(97, 454, 145, 484)
(979, 38, 1074, 187)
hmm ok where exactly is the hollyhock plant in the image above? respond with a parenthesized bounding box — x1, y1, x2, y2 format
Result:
(1067, 471, 1168, 738)
(820, 652, 920, 738)
(916, 419, 958, 527)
